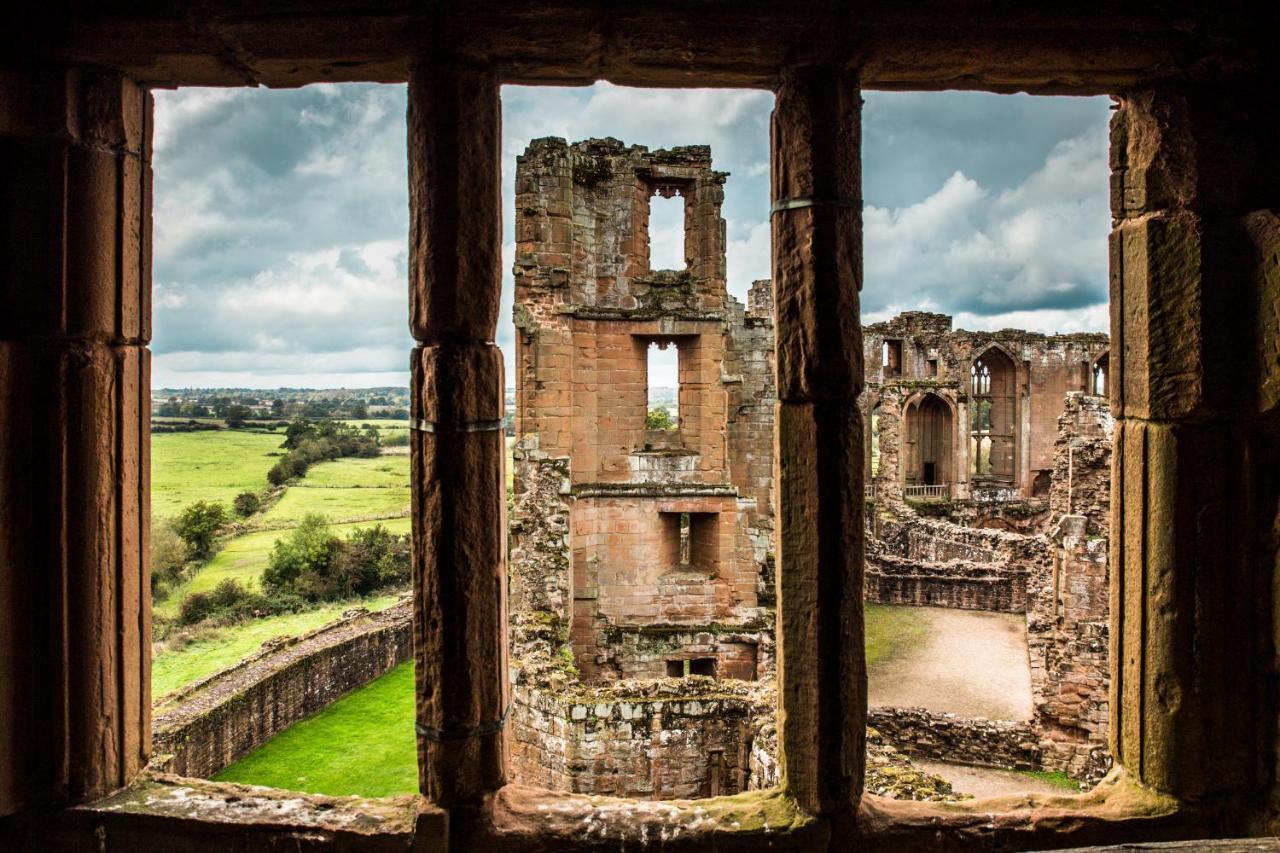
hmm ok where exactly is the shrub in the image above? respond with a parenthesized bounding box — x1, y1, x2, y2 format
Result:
(178, 591, 215, 625)
(173, 500, 229, 558)
(233, 491, 262, 517)
(151, 520, 189, 583)
(263, 514, 336, 595)
(380, 430, 409, 447)
(177, 579, 258, 626)
(261, 516, 410, 603)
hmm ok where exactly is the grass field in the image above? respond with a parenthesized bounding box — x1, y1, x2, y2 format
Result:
(213, 661, 418, 796)
(151, 431, 284, 518)
(299, 456, 409, 488)
(152, 593, 403, 701)
(259, 485, 411, 525)
(154, 516, 412, 619)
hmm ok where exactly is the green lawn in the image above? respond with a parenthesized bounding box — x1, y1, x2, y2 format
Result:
(154, 517, 411, 619)
(301, 455, 409, 488)
(865, 602, 929, 667)
(213, 661, 418, 796)
(259, 485, 410, 525)
(152, 594, 403, 701)
(151, 431, 284, 518)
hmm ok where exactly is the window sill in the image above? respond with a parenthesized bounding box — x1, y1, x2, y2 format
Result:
(3, 768, 1211, 851)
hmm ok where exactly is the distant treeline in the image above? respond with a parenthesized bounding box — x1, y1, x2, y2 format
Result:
(267, 419, 380, 485)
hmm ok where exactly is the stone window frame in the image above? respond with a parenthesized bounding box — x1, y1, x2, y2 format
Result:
(968, 346, 1018, 482)
(2, 11, 1275, 851)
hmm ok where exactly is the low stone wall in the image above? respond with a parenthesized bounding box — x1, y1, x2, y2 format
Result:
(153, 602, 413, 779)
(867, 707, 1041, 771)
(865, 552, 1026, 612)
(509, 676, 769, 799)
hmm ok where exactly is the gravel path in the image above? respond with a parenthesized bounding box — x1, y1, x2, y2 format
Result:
(868, 605, 1033, 720)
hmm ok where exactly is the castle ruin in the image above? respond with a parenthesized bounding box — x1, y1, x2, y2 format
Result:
(507, 136, 1115, 799)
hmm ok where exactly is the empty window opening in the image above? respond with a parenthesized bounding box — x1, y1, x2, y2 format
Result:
(1092, 352, 1109, 396)
(927, 358, 938, 377)
(661, 511, 719, 572)
(869, 404, 882, 478)
(905, 393, 952, 488)
(882, 339, 903, 377)
(667, 658, 718, 678)
(147, 82, 414, 797)
(648, 186, 687, 271)
(646, 341, 680, 430)
(690, 657, 718, 677)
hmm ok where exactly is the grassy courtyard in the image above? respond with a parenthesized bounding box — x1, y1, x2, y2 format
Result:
(213, 660, 418, 796)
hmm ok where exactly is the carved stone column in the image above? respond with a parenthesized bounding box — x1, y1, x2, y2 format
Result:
(1109, 80, 1280, 804)
(406, 62, 509, 808)
(0, 66, 152, 812)
(771, 64, 866, 828)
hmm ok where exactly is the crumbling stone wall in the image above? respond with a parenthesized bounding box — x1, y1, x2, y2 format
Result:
(867, 708, 1041, 772)
(153, 603, 412, 779)
(863, 312, 1108, 499)
(1028, 393, 1113, 779)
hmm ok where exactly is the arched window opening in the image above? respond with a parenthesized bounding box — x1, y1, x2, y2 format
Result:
(969, 349, 1015, 481)
(905, 394, 952, 488)
(1092, 352, 1109, 397)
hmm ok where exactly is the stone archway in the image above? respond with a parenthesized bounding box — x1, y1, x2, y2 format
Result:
(904, 392, 953, 487)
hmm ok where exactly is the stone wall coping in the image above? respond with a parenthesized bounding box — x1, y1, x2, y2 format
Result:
(153, 600, 412, 731)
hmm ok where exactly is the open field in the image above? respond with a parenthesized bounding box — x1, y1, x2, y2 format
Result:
(151, 431, 283, 518)
(154, 517, 411, 619)
(213, 660, 418, 796)
(300, 455, 409, 488)
(152, 593, 403, 701)
(259, 485, 410, 525)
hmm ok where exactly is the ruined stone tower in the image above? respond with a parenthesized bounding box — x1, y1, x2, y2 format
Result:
(506, 138, 776, 798)
(512, 137, 775, 682)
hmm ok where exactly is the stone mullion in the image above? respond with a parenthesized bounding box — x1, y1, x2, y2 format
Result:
(0, 67, 151, 813)
(771, 64, 865, 827)
(406, 63, 509, 809)
(1108, 83, 1276, 802)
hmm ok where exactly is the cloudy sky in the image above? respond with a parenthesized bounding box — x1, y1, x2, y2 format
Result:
(152, 84, 1111, 389)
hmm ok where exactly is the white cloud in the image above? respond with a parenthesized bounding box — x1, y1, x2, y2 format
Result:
(863, 121, 1109, 318)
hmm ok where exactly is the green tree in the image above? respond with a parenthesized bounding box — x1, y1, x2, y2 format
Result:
(173, 500, 229, 558)
(225, 404, 252, 428)
(646, 407, 676, 430)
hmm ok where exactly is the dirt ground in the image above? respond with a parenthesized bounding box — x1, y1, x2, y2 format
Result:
(867, 605, 1033, 720)
(912, 759, 1071, 798)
